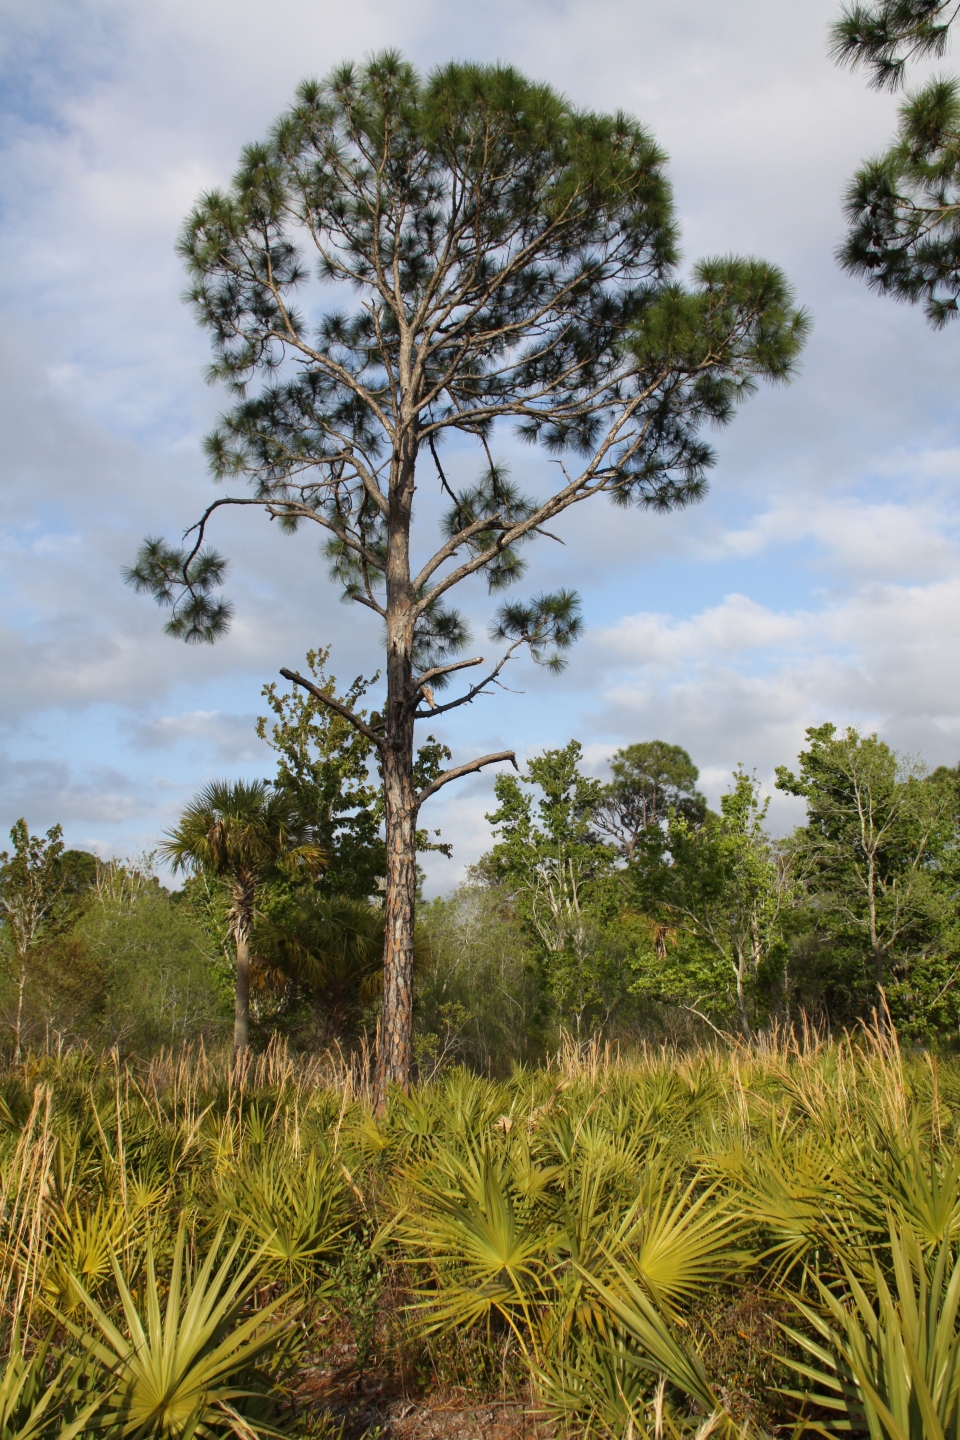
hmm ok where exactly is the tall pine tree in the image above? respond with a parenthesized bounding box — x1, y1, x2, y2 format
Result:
(127, 55, 807, 1102)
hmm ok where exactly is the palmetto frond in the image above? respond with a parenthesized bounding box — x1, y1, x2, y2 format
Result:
(61, 1223, 294, 1440)
(781, 1214, 960, 1440)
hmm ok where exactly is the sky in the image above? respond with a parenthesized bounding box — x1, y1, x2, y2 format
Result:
(2, 0, 960, 893)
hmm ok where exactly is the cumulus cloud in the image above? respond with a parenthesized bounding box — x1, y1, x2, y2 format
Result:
(0, 756, 149, 828)
(128, 711, 263, 764)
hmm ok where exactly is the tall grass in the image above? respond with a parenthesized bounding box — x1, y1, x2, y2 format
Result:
(0, 1025, 956, 1437)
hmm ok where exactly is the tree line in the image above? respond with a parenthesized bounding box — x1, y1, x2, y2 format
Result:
(4, 651, 960, 1064)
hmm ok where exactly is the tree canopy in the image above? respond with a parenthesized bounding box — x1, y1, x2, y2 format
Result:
(832, 1, 960, 324)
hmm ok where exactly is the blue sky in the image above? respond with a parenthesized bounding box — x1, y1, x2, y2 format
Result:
(3, 0, 960, 892)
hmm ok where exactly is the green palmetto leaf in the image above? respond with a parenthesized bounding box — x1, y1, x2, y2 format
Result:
(871, 1130, 960, 1253)
(0, 1327, 102, 1440)
(604, 1170, 747, 1307)
(61, 1223, 294, 1440)
(211, 1143, 351, 1279)
(780, 1215, 960, 1440)
(44, 1197, 144, 1313)
(399, 1140, 554, 1345)
(560, 1252, 742, 1438)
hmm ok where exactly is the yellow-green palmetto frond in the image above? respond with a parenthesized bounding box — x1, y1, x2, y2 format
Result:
(603, 1169, 749, 1307)
(44, 1197, 149, 1314)
(62, 1223, 294, 1440)
(400, 1140, 555, 1344)
(0, 1327, 102, 1440)
(869, 1127, 960, 1253)
(781, 1215, 960, 1440)
(210, 1142, 352, 1280)
(569, 1251, 738, 1437)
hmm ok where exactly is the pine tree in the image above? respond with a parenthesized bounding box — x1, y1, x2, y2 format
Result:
(126, 54, 807, 1102)
(832, 2, 960, 325)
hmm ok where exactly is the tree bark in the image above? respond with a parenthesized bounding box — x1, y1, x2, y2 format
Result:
(230, 870, 256, 1054)
(734, 953, 755, 1044)
(377, 741, 418, 1106)
(14, 955, 26, 1063)
(234, 931, 250, 1053)
(375, 429, 419, 1110)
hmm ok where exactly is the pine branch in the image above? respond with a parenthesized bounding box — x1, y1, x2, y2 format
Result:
(279, 669, 382, 745)
(416, 751, 518, 808)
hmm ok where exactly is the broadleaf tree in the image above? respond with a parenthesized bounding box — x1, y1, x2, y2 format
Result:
(0, 821, 66, 1059)
(776, 723, 958, 1031)
(831, 1, 960, 325)
(126, 54, 808, 1101)
(630, 768, 792, 1042)
(482, 741, 621, 1036)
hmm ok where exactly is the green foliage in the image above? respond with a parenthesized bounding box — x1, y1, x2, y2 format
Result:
(0, 1328, 99, 1440)
(0, 821, 94, 1058)
(210, 1142, 352, 1281)
(74, 865, 231, 1050)
(840, 76, 960, 326)
(831, 1, 960, 324)
(253, 891, 385, 1043)
(628, 767, 794, 1041)
(0, 847, 226, 1056)
(777, 724, 960, 1033)
(4, 1028, 960, 1436)
(161, 781, 324, 909)
(482, 743, 626, 1035)
(162, 779, 325, 1051)
(124, 45, 806, 702)
(332, 1229, 383, 1379)
(125, 46, 807, 1097)
(257, 650, 384, 901)
(782, 1214, 960, 1439)
(593, 740, 705, 862)
(831, 0, 959, 92)
(65, 1224, 295, 1440)
(416, 885, 544, 1074)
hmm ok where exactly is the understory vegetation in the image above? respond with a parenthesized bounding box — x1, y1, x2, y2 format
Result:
(6, 661, 960, 1435)
(5, 654, 960, 1061)
(0, 1030, 957, 1438)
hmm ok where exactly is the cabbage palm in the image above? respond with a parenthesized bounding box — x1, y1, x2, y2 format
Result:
(160, 780, 324, 1051)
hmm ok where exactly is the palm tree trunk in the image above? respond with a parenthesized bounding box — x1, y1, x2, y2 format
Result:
(231, 871, 255, 1054)
(234, 932, 250, 1052)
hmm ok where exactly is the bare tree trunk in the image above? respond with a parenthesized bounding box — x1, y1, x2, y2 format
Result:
(376, 691, 417, 1109)
(14, 955, 26, 1062)
(734, 947, 755, 1044)
(234, 932, 250, 1053)
(375, 434, 418, 1111)
(873, 944, 886, 1035)
(867, 855, 886, 1034)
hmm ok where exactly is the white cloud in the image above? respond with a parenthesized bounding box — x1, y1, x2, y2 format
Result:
(129, 711, 262, 764)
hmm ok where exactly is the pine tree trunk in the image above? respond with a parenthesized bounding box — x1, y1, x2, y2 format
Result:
(234, 931, 250, 1053)
(377, 740, 418, 1107)
(376, 433, 418, 1111)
